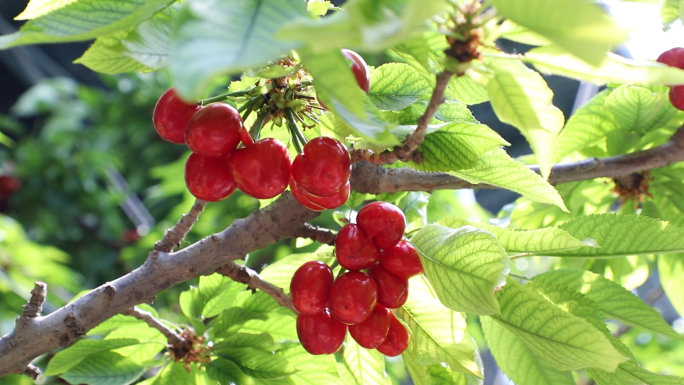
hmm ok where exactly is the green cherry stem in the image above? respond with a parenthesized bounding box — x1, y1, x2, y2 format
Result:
(197, 87, 255, 105)
(249, 112, 268, 142)
(284, 107, 307, 153)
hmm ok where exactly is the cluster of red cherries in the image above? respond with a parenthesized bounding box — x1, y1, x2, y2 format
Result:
(657, 47, 684, 111)
(291, 202, 424, 356)
(152, 89, 351, 209)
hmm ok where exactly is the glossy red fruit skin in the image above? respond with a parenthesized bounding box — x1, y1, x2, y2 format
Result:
(657, 47, 684, 69)
(670, 86, 684, 111)
(229, 138, 291, 199)
(290, 261, 334, 315)
(240, 127, 255, 147)
(185, 103, 243, 156)
(356, 202, 407, 250)
(290, 179, 326, 211)
(377, 313, 410, 357)
(329, 271, 378, 325)
(335, 224, 381, 270)
(297, 310, 348, 355)
(185, 153, 237, 202)
(153, 88, 201, 144)
(368, 265, 408, 309)
(291, 137, 351, 197)
(291, 179, 350, 211)
(342, 49, 371, 93)
(380, 241, 424, 281)
(349, 304, 391, 349)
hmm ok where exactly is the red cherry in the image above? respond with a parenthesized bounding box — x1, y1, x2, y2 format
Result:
(349, 304, 391, 349)
(185, 153, 237, 202)
(240, 127, 254, 147)
(342, 49, 371, 93)
(152, 88, 202, 144)
(335, 224, 381, 270)
(297, 309, 347, 355)
(291, 137, 351, 197)
(377, 313, 410, 357)
(670, 86, 684, 111)
(380, 241, 424, 281)
(228, 138, 291, 199)
(657, 47, 684, 69)
(290, 179, 350, 211)
(290, 261, 334, 315)
(290, 179, 327, 211)
(356, 202, 406, 250)
(368, 265, 408, 309)
(185, 103, 243, 156)
(329, 271, 378, 325)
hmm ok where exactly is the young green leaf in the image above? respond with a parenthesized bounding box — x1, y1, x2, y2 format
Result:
(179, 286, 203, 319)
(169, 0, 307, 99)
(534, 269, 684, 341)
(59, 351, 146, 385)
(526, 46, 684, 86)
(490, 0, 628, 66)
(0, 0, 175, 49)
(450, 148, 568, 210)
(396, 275, 482, 377)
(207, 358, 255, 385)
(74, 32, 151, 74)
(369, 63, 432, 111)
(410, 224, 510, 315)
(16, 0, 78, 20)
(402, 350, 470, 385)
(342, 334, 392, 385)
(277, 344, 343, 384)
(213, 332, 280, 352)
(436, 216, 590, 254)
(547, 213, 684, 258)
(659, 254, 684, 317)
(144, 361, 210, 385)
(490, 20, 551, 46)
(119, 4, 178, 69)
(44, 338, 140, 376)
(106, 325, 166, 365)
(481, 316, 575, 385)
(211, 308, 269, 339)
(218, 347, 296, 379)
(491, 279, 626, 371)
(199, 273, 245, 318)
(661, 0, 681, 30)
(486, 57, 564, 178)
(605, 85, 670, 134)
(392, 35, 431, 72)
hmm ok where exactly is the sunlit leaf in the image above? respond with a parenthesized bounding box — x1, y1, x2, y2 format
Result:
(59, 351, 146, 385)
(342, 334, 392, 385)
(45, 338, 140, 376)
(659, 254, 684, 317)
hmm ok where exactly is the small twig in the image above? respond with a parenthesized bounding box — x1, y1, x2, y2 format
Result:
(349, 71, 453, 165)
(154, 199, 207, 252)
(22, 364, 40, 380)
(293, 223, 336, 245)
(216, 262, 297, 314)
(122, 307, 191, 360)
(21, 282, 47, 318)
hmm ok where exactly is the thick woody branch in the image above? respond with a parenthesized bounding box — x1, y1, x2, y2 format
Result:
(122, 307, 190, 358)
(216, 262, 297, 313)
(350, 71, 453, 165)
(21, 282, 46, 318)
(293, 223, 336, 245)
(154, 199, 207, 252)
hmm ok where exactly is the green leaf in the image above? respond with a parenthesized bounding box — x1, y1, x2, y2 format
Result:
(490, 0, 628, 66)
(212, 308, 269, 338)
(491, 279, 626, 371)
(398, 191, 428, 233)
(547, 213, 684, 258)
(450, 147, 568, 210)
(219, 347, 296, 379)
(403, 351, 469, 385)
(436, 216, 590, 254)
(199, 273, 246, 318)
(277, 0, 447, 53)
(486, 57, 564, 178)
(369, 63, 431, 111)
(393, 35, 431, 72)
(534, 269, 684, 341)
(410, 224, 510, 315)
(169, 0, 307, 99)
(16, 0, 78, 20)
(396, 275, 482, 377)
(605, 85, 670, 135)
(119, 4, 179, 69)
(207, 358, 255, 385)
(106, 325, 166, 365)
(214, 332, 280, 352)
(526, 46, 684, 86)
(259, 246, 335, 291)
(0, 0, 174, 49)
(179, 285, 203, 319)
(661, 0, 681, 31)
(277, 344, 344, 384)
(59, 351, 146, 385)
(481, 316, 575, 385)
(74, 42, 151, 74)
(555, 89, 616, 161)
(307, 0, 332, 17)
(342, 334, 392, 385)
(588, 349, 684, 385)
(491, 20, 551, 46)
(145, 361, 208, 385)
(660, 254, 684, 317)
(45, 338, 140, 376)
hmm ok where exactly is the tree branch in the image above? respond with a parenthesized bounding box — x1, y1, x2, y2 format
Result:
(293, 223, 336, 245)
(216, 262, 297, 313)
(121, 307, 191, 359)
(154, 199, 207, 252)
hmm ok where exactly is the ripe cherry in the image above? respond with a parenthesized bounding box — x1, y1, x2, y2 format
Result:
(356, 202, 406, 250)
(297, 309, 347, 355)
(657, 47, 684, 69)
(185, 103, 243, 156)
(380, 241, 424, 280)
(229, 138, 291, 199)
(335, 224, 381, 270)
(376, 313, 410, 357)
(290, 179, 350, 211)
(329, 271, 378, 325)
(670, 86, 684, 111)
(349, 304, 391, 349)
(185, 153, 237, 202)
(291, 137, 351, 197)
(152, 88, 202, 144)
(368, 265, 408, 309)
(290, 261, 333, 315)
